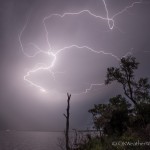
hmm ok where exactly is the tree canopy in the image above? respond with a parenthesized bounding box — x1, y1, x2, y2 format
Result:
(89, 55, 150, 136)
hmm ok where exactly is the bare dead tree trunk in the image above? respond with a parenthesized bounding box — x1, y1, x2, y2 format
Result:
(64, 93, 71, 150)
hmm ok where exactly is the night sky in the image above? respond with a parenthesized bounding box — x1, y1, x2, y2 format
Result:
(1, 0, 150, 131)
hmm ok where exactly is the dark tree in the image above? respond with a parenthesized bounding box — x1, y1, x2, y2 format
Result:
(89, 56, 150, 136)
(89, 95, 131, 136)
(105, 56, 150, 126)
(64, 93, 71, 150)
(105, 56, 150, 106)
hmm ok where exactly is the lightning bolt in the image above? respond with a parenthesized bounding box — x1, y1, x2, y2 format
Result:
(19, 0, 142, 94)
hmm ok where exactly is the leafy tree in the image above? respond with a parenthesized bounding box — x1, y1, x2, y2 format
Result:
(105, 56, 150, 105)
(89, 56, 150, 136)
(105, 56, 150, 126)
(65, 56, 150, 150)
(89, 95, 131, 136)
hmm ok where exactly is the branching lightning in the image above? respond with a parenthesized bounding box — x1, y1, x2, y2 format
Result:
(19, 0, 142, 94)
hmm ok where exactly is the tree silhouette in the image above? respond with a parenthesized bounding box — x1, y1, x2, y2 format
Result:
(105, 56, 150, 126)
(105, 56, 150, 106)
(63, 93, 71, 150)
(89, 95, 131, 136)
(89, 56, 150, 136)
